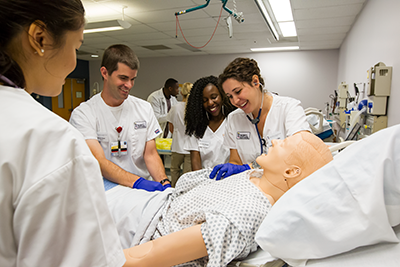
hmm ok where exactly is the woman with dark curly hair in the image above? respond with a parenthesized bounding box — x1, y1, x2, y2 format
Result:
(184, 75, 235, 171)
(210, 57, 311, 180)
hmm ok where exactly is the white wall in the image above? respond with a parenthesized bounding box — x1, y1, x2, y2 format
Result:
(88, 49, 338, 112)
(338, 0, 400, 126)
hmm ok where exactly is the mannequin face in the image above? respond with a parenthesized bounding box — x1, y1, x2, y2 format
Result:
(222, 77, 261, 114)
(257, 133, 303, 177)
(202, 84, 222, 118)
(101, 62, 137, 106)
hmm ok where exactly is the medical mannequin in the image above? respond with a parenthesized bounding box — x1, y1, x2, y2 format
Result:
(121, 131, 333, 266)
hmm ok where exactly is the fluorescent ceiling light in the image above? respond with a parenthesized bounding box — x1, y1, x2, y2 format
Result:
(254, 0, 279, 41)
(84, 19, 131, 34)
(251, 46, 299, 52)
(91, 54, 99, 58)
(279, 21, 297, 37)
(269, 0, 293, 21)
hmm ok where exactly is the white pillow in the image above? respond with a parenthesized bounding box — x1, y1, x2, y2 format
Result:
(255, 124, 400, 266)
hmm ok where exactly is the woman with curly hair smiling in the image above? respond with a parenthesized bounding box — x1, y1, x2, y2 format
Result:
(184, 75, 235, 171)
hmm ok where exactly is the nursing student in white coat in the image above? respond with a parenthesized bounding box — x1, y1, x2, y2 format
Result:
(70, 44, 171, 191)
(0, 1, 125, 266)
(147, 78, 179, 138)
(210, 58, 311, 180)
(184, 76, 236, 171)
(166, 82, 193, 187)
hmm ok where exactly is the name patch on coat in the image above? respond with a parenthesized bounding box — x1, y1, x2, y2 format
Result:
(134, 121, 147, 130)
(237, 131, 250, 140)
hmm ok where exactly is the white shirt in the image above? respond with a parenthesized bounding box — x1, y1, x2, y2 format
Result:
(0, 85, 125, 267)
(224, 94, 311, 164)
(185, 119, 230, 168)
(147, 88, 178, 138)
(166, 101, 190, 154)
(70, 93, 161, 179)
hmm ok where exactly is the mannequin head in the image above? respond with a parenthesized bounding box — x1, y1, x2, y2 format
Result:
(257, 131, 333, 203)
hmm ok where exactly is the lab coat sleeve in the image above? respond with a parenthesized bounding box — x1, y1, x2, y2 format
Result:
(145, 102, 163, 142)
(13, 154, 126, 267)
(283, 99, 312, 136)
(223, 113, 237, 150)
(184, 134, 200, 152)
(147, 92, 168, 124)
(166, 105, 175, 123)
(69, 104, 97, 140)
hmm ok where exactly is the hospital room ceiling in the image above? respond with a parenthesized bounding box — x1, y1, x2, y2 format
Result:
(78, 0, 367, 60)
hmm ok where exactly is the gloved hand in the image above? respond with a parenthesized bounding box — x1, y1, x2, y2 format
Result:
(133, 177, 165, 192)
(163, 183, 172, 190)
(209, 163, 250, 180)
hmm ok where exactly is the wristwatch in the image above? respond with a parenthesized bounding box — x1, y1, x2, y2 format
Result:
(251, 159, 261, 169)
(160, 178, 170, 185)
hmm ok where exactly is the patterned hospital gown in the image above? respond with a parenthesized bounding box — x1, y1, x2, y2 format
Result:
(154, 168, 272, 267)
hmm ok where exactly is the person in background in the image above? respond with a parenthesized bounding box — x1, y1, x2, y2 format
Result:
(0, 0, 125, 266)
(70, 44, 171, 191)
(184, 76, 236, 171)
(210, 57, 311, 180)
(166, 82, 193, 187)
(147, 78, 179, 138)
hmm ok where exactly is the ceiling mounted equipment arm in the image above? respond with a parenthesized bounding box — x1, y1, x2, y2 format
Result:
(175, 0, 244, 23)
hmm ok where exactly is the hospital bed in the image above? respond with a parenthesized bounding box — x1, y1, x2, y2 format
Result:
(104, 124, 400, 267)
(230, 124, 400, 267)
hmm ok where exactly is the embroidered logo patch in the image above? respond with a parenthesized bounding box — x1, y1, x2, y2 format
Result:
(134, 121, 147, 130)
(237, 131, 250, 140)
(155, 129, 160, 134)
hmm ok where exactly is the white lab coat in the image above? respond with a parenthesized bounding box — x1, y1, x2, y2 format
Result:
(70, 93, 161, 179)
(185, 119, 230, 168)
(166, 101, 189, 154)
(0, 85, 125, 267)
(147, 88, 178, 138)
(224, 94, 311, 164)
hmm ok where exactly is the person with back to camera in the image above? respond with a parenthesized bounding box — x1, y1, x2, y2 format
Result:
(147, 78, 180, 138)
(184, 75, 236, 171)
(70, 44, 171, 191)
(0, 0, 126, 266)
(166, 82, 193, 187)
(210, 57, 312, 180)
(106, 131, 333, 267)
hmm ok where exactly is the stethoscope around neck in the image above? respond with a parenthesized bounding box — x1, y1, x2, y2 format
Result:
(246, 85, 268, 156)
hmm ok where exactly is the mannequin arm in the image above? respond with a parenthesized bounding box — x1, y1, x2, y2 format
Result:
(123, 224, 207, 267)
(190, 150, 202, 171)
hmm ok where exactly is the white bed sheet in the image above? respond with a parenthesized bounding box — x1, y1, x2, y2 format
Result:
(230, 224, 400, 267)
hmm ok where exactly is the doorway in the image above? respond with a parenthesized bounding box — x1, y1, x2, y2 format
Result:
(52, 78, 86, 121)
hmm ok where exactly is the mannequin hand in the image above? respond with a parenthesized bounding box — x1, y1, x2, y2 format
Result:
(133, 177, 165, 192)
(209, 163, 250, 180)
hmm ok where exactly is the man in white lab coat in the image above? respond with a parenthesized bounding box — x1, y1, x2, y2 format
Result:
(147, 78, 179, 138)
(70, 44, 171, 191)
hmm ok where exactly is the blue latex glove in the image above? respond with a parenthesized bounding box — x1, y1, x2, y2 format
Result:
(209, 163, 250, 180)
(163, 183, 172, 190)
(133, 177, 165, 192)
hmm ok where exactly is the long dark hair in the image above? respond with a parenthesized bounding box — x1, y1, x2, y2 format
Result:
(0, 0, 85, 88)
(185, 75, 235, 138)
